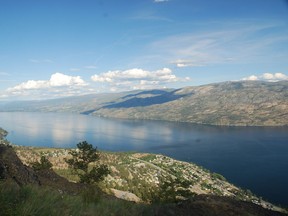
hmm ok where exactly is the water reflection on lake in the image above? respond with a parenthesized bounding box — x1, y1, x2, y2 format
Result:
(0, 112, 287, 206)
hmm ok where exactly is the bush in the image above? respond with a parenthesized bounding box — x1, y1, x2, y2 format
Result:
(211, 172, 226, 181)
(30, 156, 53, 171)
(152, 177, 195, 203)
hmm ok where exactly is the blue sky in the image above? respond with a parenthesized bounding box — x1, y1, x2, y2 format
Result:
(0, 0, 288, 100)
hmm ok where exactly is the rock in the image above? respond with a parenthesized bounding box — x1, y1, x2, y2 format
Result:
(0, 144, 40, 186)
(110, 188, 142, 203)
(0, 128, 8, 139)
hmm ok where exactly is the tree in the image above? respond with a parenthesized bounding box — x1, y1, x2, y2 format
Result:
(31, 156, 53, 171)
(152, 176, 195, 203)
(65, 141, 110, 184)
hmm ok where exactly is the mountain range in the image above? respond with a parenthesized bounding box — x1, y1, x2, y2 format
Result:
(1, 80, 287, 126)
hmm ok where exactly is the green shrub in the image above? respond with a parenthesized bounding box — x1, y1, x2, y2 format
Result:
(30, 156, 53, 171)
(211, 172, 226, 181)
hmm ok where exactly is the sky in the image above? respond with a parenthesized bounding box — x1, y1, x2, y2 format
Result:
(0, 0, 288, 100)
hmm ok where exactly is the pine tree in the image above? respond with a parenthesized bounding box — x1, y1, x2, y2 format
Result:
(65, 141, 110, 184)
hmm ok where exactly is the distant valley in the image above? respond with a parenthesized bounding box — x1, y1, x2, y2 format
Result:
(1, 80, 287, 126)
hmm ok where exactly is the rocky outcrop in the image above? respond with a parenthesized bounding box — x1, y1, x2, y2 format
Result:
(0, 128, 8, 139)
(0, 144, 40, 186)
(110, 188, 141, 203)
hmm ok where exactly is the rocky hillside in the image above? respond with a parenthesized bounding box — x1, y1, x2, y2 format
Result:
(91, 81, 288, 126)
(1, 81, 287, 126)
(0, 130, 287, 215)
(0, 128, 8, 140)
(14, 145, 286, 214)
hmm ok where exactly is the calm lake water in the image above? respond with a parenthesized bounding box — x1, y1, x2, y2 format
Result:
(0, 112, 287, 206)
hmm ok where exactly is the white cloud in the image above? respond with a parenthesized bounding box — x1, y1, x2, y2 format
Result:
(92, 68, 182, 82)
(4, 73, 89, 99)
(91, 67, 190, 91)
(91, 74, 113, 83)
(148, 21, 288, 68)
(262, 73, 288, 81)
(49, 73, 86, 87)
(11, 80, 48, 90)
(154, 0, 169, 3)
(274, 73, 288, 80)
(243, 73, 288, 82)
(171, 59, 204, 68)
(243, 75, 258, 81)
(8, 73, 87, 91)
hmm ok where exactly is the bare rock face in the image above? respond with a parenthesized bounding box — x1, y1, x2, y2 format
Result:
(0, 144, 40, 186)
(110, 188, 141, 203)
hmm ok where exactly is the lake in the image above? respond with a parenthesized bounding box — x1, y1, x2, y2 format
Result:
(0, 112, 287, 206)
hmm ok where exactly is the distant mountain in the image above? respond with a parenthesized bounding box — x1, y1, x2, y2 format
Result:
(1, 81, 287, 126)
(93, 81, 288, 126)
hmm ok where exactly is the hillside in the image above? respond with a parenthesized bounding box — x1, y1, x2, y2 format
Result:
(91, 81, 288, 126)
(1, 81, 288, 126)
(13, 145, 286, 213)
(0, 128, 287, 215)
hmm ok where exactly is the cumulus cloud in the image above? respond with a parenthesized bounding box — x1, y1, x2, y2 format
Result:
(4, 73, 89, 99)
(243, 75, 258, 81)
(8, 73, 87, 91)
(50, 73, 86, 87)
(91, 68, 190, 91)
(243, 72, 288, 82)
(92, 68, 185, 83)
